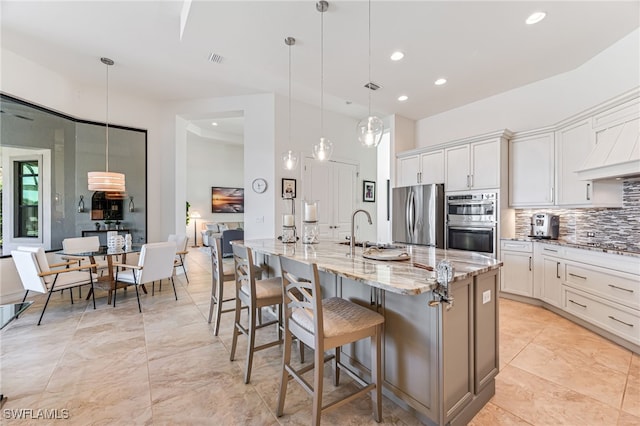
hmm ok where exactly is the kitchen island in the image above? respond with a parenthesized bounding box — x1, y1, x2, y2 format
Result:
(241, 239, 503, 426)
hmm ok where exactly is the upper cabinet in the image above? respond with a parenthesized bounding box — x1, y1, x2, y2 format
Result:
(445, 137, 506, 192)
(509, 131, 555, 207)
(397, 150, 444, 187)
(556, 119, 623, 207)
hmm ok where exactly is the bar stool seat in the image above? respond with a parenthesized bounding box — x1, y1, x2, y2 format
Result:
(277, 256, 385, 425)
(240, 276, 282, 301)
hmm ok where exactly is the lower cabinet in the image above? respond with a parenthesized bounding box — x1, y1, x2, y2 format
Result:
(500, 240, 533, 297)
(502, 240, 640, 350)
(563, 287, 640, 346)
(336, 271, 499, 425)
(533, 244, 564, 307)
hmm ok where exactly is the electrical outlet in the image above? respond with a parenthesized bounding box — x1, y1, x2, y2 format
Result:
(482, 290, 491, 304)
(256, 216, 264, 223)
(587, 232, 595, 237)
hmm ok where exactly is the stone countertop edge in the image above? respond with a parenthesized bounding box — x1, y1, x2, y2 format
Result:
(238, 239, 502, 296)
(502, 237, 640, 258)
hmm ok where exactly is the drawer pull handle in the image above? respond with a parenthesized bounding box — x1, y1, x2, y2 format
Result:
(569, 299, 587, 308)
(608, 284, 634, 293)
(569, 273, 587, 280)
(556, 262, 561, 279)
(608, 316, 634, 327)
(544, 248, 558, 253)
(529, 256, 532, 271)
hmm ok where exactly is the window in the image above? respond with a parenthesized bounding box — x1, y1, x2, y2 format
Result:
(14, 160, 39, 238)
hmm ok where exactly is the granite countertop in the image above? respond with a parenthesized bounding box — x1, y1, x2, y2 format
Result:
(502, 237, 640, 258)
(240, 239, 502, 296)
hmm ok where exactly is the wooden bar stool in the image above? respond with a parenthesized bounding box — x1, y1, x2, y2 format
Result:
(207, 237, 237, 336)
(277, 256, 384, 425)
(229, 244, 283, 384)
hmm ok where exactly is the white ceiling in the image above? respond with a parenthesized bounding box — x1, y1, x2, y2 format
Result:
(2, 0, 639, 128)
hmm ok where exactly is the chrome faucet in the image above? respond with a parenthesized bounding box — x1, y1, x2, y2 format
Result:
(351, 209, 372, 256)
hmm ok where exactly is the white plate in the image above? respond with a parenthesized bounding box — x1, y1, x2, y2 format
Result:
(362, 250, 411, 261)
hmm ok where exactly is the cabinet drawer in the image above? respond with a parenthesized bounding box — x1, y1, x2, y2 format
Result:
(563, 288, 640, 345)
(565, 264, 639, 310)
(501, 240, 532, 253)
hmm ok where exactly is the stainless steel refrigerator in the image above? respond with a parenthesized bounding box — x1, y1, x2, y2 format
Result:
(392, 183, 445, 247)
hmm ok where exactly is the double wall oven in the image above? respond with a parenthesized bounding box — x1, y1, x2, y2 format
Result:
(446, 192, 497, 257)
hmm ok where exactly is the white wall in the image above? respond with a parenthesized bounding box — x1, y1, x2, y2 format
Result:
(186, 133, 244, 244)
(416, 28, 640, 147)
(274, 96, 379, 242)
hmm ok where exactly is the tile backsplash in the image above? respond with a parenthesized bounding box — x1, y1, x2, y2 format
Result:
(515, 180, 640, 252)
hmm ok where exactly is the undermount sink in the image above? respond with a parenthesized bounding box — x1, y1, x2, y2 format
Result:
(338, 241, 405, 250)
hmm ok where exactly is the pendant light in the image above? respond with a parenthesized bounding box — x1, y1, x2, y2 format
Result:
(312, 1, 333, 162)
(282, 36, 299, 171)
(356, 0, 384, 148)
(88, 57, 126, 194)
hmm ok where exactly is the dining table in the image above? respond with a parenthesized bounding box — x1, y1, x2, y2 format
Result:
(58, 245, 145, 305)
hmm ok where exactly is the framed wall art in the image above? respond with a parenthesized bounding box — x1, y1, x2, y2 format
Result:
(363, 180, 375, 202)
(282, 178, 296, 199)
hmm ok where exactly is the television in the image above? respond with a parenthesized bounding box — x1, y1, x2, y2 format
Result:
(211, 187, 244, 213)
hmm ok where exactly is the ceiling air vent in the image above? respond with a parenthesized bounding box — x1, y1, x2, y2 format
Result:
(364, 82, 381, 91)
(207, 53, 224, 64)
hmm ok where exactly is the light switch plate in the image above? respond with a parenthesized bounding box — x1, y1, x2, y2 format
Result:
(482, 290, 491, 304)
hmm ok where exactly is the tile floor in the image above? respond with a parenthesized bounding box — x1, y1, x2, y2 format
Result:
(1, 247, 638, 425)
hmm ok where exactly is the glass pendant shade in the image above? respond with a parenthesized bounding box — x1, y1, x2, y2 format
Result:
(282, 150, 299, 171)
(357, 115, 384, 147)
(313, 137, 333, 161)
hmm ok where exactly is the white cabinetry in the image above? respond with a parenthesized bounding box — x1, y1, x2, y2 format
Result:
(533, 243, 564, 307)
(500, 240, 533, 297)
(445, 138, 503, 191)
(397, 150, 444, 187)
(560, 247, 640, 346)
(526, 242, 640, 349)
(556, 119, 623, 207)
(509, 131, 555, 207)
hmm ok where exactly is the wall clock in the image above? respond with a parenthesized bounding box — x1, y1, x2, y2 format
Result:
(252, 178, 268, 194)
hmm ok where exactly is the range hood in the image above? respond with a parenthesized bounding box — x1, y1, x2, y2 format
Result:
(576, 116, 639, 181)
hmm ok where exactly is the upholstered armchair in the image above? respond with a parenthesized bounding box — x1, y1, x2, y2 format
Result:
(221, 229, 244, 257)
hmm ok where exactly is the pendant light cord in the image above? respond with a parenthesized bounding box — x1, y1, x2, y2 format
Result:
(320, 5, 324, 137)
(105, 61, 110, 172)
(288, 40, 292, 146)
(367, 0, 372, 117)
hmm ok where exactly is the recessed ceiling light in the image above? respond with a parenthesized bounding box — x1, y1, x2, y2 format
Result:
(398, 95, 408, 102)
(434, 78, 447, 86)
(211, 122, 218, 126)
(390, 51, 404, 61)
(526, 12, 546, 25)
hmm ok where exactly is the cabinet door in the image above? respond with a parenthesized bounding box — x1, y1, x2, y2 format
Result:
(303, 159, 356, 239)
(445, 145, 470, 191)
(470, 139, 500, 189)
(540, 256, 563, 307)
(500, 250, 533, 297)
(509, 133, 555, 206)
(557, 120, 594, 206)
(420, 150, 444, 185)
(398, 155, 420, 187)
(383, 291, 439, 416)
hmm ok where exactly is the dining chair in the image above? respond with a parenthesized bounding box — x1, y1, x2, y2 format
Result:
(229, 243, 283, 384)
(277, 256, 384, 425)
(207, 236, 238, 336)
(168, 233, 189, 284)
(113, 242, 177, 312)
(11, 246, 97, 326)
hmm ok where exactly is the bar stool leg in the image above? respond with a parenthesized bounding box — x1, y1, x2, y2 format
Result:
(229, 296, 242, 362)
(371, 325, 382, 422)
(213, 278, 224, 336)
(333, 347, 341, 386)
(312, 346, 324, 426)
(244, 304, 257, 384)
(276, 328, 292, 417)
